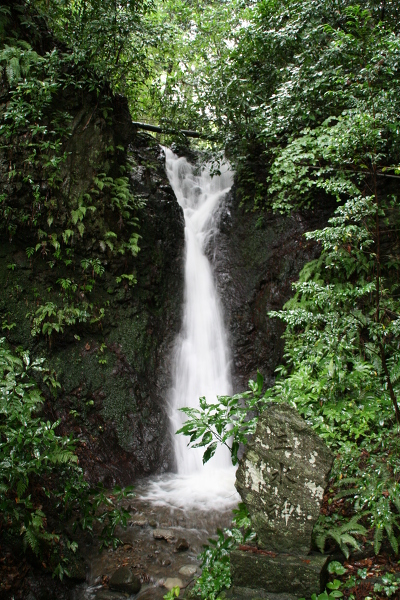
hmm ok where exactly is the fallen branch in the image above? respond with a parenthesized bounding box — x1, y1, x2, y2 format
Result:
(132, 121, 208, 139)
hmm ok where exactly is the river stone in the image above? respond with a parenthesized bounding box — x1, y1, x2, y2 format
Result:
(129, 514, 148, 527)
(96, 591, 129, 600)
(175, 537, 189, 551)
(179, 565, 197, 576)
(164, 577, 183, 590)
(236, 403, 333, 553)
(226, 587, 299, 600)
(153, 528, 175, 543)
(109, 567, 141, 594)
(230, 550, 329, 597)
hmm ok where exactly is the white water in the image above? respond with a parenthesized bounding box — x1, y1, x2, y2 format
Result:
(143, 148, 239, 510)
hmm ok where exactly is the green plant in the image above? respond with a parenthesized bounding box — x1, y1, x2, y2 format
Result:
(177, 372, 265, 465)
(192, 503, 255, 600)
(313, 515, 366, 559)
(328, 561, 347, 577)
(163, 586, 180, 600)
(374, 573, 400, 598)
(115, 273, 137, 286)
(0, 338, 133, 574)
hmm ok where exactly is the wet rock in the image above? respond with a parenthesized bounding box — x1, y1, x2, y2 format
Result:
(230, 551, 329, 598)
(122, 544, 133, 552)
(129, 515, 148, 527)
(96, 591, 129, 600)
(226, 586, 297, 599)
(232, 402, 333, 599)
(109, 567, 141, 594)
(66, 553, 87, 581)
(153, 528, 175, 543)
(179, 565, 197, 577)
(148, 519, 157, 528)
(136, 588, 166, 599)
(236, 402, 333, 553)
(213, 189, 335, 392)
(175, 538, 189, 552)
(164, 578, 183, 590)
(161, 559, 171, 566)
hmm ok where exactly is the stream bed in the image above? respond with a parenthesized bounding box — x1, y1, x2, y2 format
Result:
(73, 472, 239, 600)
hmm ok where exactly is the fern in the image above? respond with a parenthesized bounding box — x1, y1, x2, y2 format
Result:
(314, 515, 367, 559)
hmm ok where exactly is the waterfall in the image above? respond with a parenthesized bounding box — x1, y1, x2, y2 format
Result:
(143, 148, 239, 510)
(165, 148, 233, 474)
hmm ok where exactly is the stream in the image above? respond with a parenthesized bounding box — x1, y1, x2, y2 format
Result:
(73, 149, 239, 599)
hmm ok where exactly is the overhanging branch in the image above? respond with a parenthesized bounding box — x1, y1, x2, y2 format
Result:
(132, 121, 208, 139)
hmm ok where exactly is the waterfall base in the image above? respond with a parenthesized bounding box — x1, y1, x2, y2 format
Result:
(142, 467, 240, 511)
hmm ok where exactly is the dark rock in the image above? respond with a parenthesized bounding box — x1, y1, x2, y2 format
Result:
(230, 550, 329, 598)
(236, 403, 333, 554)
(136, 588, 166, 600)
(175, 538, 190, 552)
(226, 586, 299, 599)
(0, 121, 185, 486)
(161, 559, 171, 566)
(212, 189, 335, 392)
(96, 591, 129, 600)
(109, 567, 141, 594)
(148, 519, 158, 528)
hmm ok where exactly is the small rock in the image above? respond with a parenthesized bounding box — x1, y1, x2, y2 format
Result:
(164, 577, 183, 591)
(109, 567, 141, 594)
(179, 565, 197, 577)
(148, 519, 157, 528)
(175, 538, 189, 552)
(123, 544, 133, 552)
(96, 591, 128, 600)
(129, 515, 148, 527)
(161, 559, 171, 566)
(153, 528, 175, 543)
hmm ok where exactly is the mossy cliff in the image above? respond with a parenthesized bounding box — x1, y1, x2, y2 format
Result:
(0, 5, 184, 483)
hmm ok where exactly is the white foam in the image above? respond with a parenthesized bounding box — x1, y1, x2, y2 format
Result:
(142, 468, 240, 511)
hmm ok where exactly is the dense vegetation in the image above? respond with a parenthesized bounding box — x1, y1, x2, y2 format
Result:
(173, 1, 400, 598)
(1, 0, 400, 598)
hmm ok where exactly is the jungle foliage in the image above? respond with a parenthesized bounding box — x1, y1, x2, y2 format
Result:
(2, 0, 400, 593)
(175, 0, 400, 591)
(0, 338, 133, 577)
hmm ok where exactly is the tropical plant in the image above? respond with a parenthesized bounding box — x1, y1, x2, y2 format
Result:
(0, 338, 133, 575)
(177, 4, 400, 560)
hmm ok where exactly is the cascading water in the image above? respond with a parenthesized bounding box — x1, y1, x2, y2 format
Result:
(167, 148, 233, 474)
(143, 148, 239, 510)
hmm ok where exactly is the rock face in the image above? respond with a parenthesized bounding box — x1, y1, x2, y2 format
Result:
(212, 190, 335, 391)
(232, 403, 333, 599)
(230, 551, 329, 599)
(236, 403, 334, 553)
(0, 37, 184, 484)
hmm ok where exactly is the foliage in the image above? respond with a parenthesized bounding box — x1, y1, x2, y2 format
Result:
(139, 0, 400, 208)
(191, 503, 255, 600)
(177, 372, 264, 465)
(313, 515, 366, 559)
(0, 4, 147, 346)
(0, 338, 133, 575)
(178, 5, 400, 561)
(374, 573, 400, 598)
(163, 586, 180, 600)
(33, 0, 156, 96)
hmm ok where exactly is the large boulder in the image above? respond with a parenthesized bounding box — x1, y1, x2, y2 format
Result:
(236, 402, 333, 553)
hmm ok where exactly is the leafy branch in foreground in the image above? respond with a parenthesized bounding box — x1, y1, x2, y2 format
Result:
(177, 372, 265, 465)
